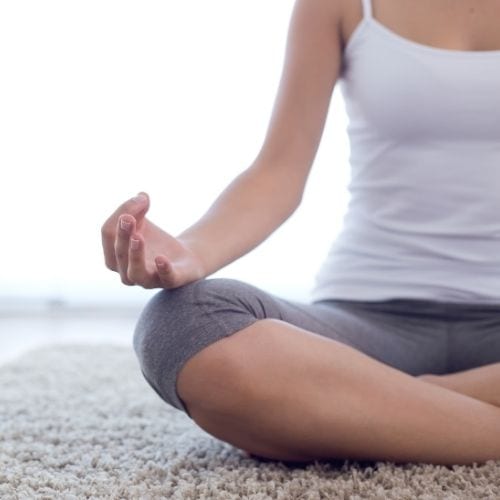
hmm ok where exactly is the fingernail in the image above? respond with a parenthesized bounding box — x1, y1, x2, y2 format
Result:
(130, 238, 140, 250)
(132, 193, 147, 203)
(120, 219, 132, 231)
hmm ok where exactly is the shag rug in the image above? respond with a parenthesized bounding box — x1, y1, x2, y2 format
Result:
(1, 344, 500, 499)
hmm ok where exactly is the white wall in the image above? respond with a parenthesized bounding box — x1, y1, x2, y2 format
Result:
(0, 0, 350, 308)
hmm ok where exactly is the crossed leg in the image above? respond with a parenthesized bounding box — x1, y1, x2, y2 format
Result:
(177, 318, 500, 466)
(419, 364, 500, 408)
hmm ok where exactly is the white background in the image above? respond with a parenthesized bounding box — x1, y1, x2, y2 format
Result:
(0, 0, 351, 309)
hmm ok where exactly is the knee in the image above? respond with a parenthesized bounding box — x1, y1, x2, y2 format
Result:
(133, 277, 252, 366)
(133, 279, 198, 369)
(132, 277, 258, 410)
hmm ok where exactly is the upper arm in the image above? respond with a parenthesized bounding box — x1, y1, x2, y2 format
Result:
(251, 0, 344, 204)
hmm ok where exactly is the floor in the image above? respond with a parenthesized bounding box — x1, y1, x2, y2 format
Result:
(0, 307, 142, 366)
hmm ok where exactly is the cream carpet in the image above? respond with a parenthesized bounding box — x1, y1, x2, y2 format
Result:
(1, 344, 500, 499)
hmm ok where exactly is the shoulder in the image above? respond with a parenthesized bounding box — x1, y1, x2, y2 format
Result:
(337, 0, 364, 52)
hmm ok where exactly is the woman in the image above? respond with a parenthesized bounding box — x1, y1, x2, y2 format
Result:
(101, 0, 500, 465)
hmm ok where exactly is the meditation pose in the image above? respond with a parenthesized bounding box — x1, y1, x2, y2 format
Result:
(101, 0, 500, 465)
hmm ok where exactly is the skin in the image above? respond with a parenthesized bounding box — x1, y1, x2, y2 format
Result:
(176, 319, 500, 464)
(101, 0, 500, 464)
(101, 192, 205, 289)
(100, 0, 500, 290)
(341, 0, 500, 53)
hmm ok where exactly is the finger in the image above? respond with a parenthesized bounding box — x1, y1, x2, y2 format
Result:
(111, 192, 150, 222)
(155, 255, 175, 288)
(115, 214, 136, 285)
(127, 234, 156, 288)
(101, 192, 150, 270)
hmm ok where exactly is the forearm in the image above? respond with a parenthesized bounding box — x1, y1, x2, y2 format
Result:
(176, 165, 301, 278)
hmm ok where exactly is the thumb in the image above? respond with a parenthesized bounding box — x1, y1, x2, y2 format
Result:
(129, 191, 150, 221)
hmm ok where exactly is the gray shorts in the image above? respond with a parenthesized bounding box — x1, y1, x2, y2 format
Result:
(132, 277, 500, 419)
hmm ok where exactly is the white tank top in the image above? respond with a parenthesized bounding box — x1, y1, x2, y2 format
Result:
(311, 0, 500, 304)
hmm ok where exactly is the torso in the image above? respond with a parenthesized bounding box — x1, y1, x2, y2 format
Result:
(339, 0, 500, 53)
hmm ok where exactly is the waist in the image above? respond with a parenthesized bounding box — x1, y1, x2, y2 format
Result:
(316, 297, 500, 320)
(311, 220, 500, 305)
(336, 212, 500, 266)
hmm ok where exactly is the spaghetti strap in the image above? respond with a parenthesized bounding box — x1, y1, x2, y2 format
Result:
(361, 0, 373, 19)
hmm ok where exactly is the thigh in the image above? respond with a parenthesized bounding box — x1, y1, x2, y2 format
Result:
(275, 297, 449, 377)
(448, 305, 500, 373)
(133, 278, 448, 417)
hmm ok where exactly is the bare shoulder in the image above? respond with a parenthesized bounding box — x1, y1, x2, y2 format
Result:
(337, 0, 363, 52)
(296, 0, 348, 52)
(294, 0, 345, 34)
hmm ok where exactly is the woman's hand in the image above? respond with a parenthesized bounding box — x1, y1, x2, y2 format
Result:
(101, 192, 206, 289)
